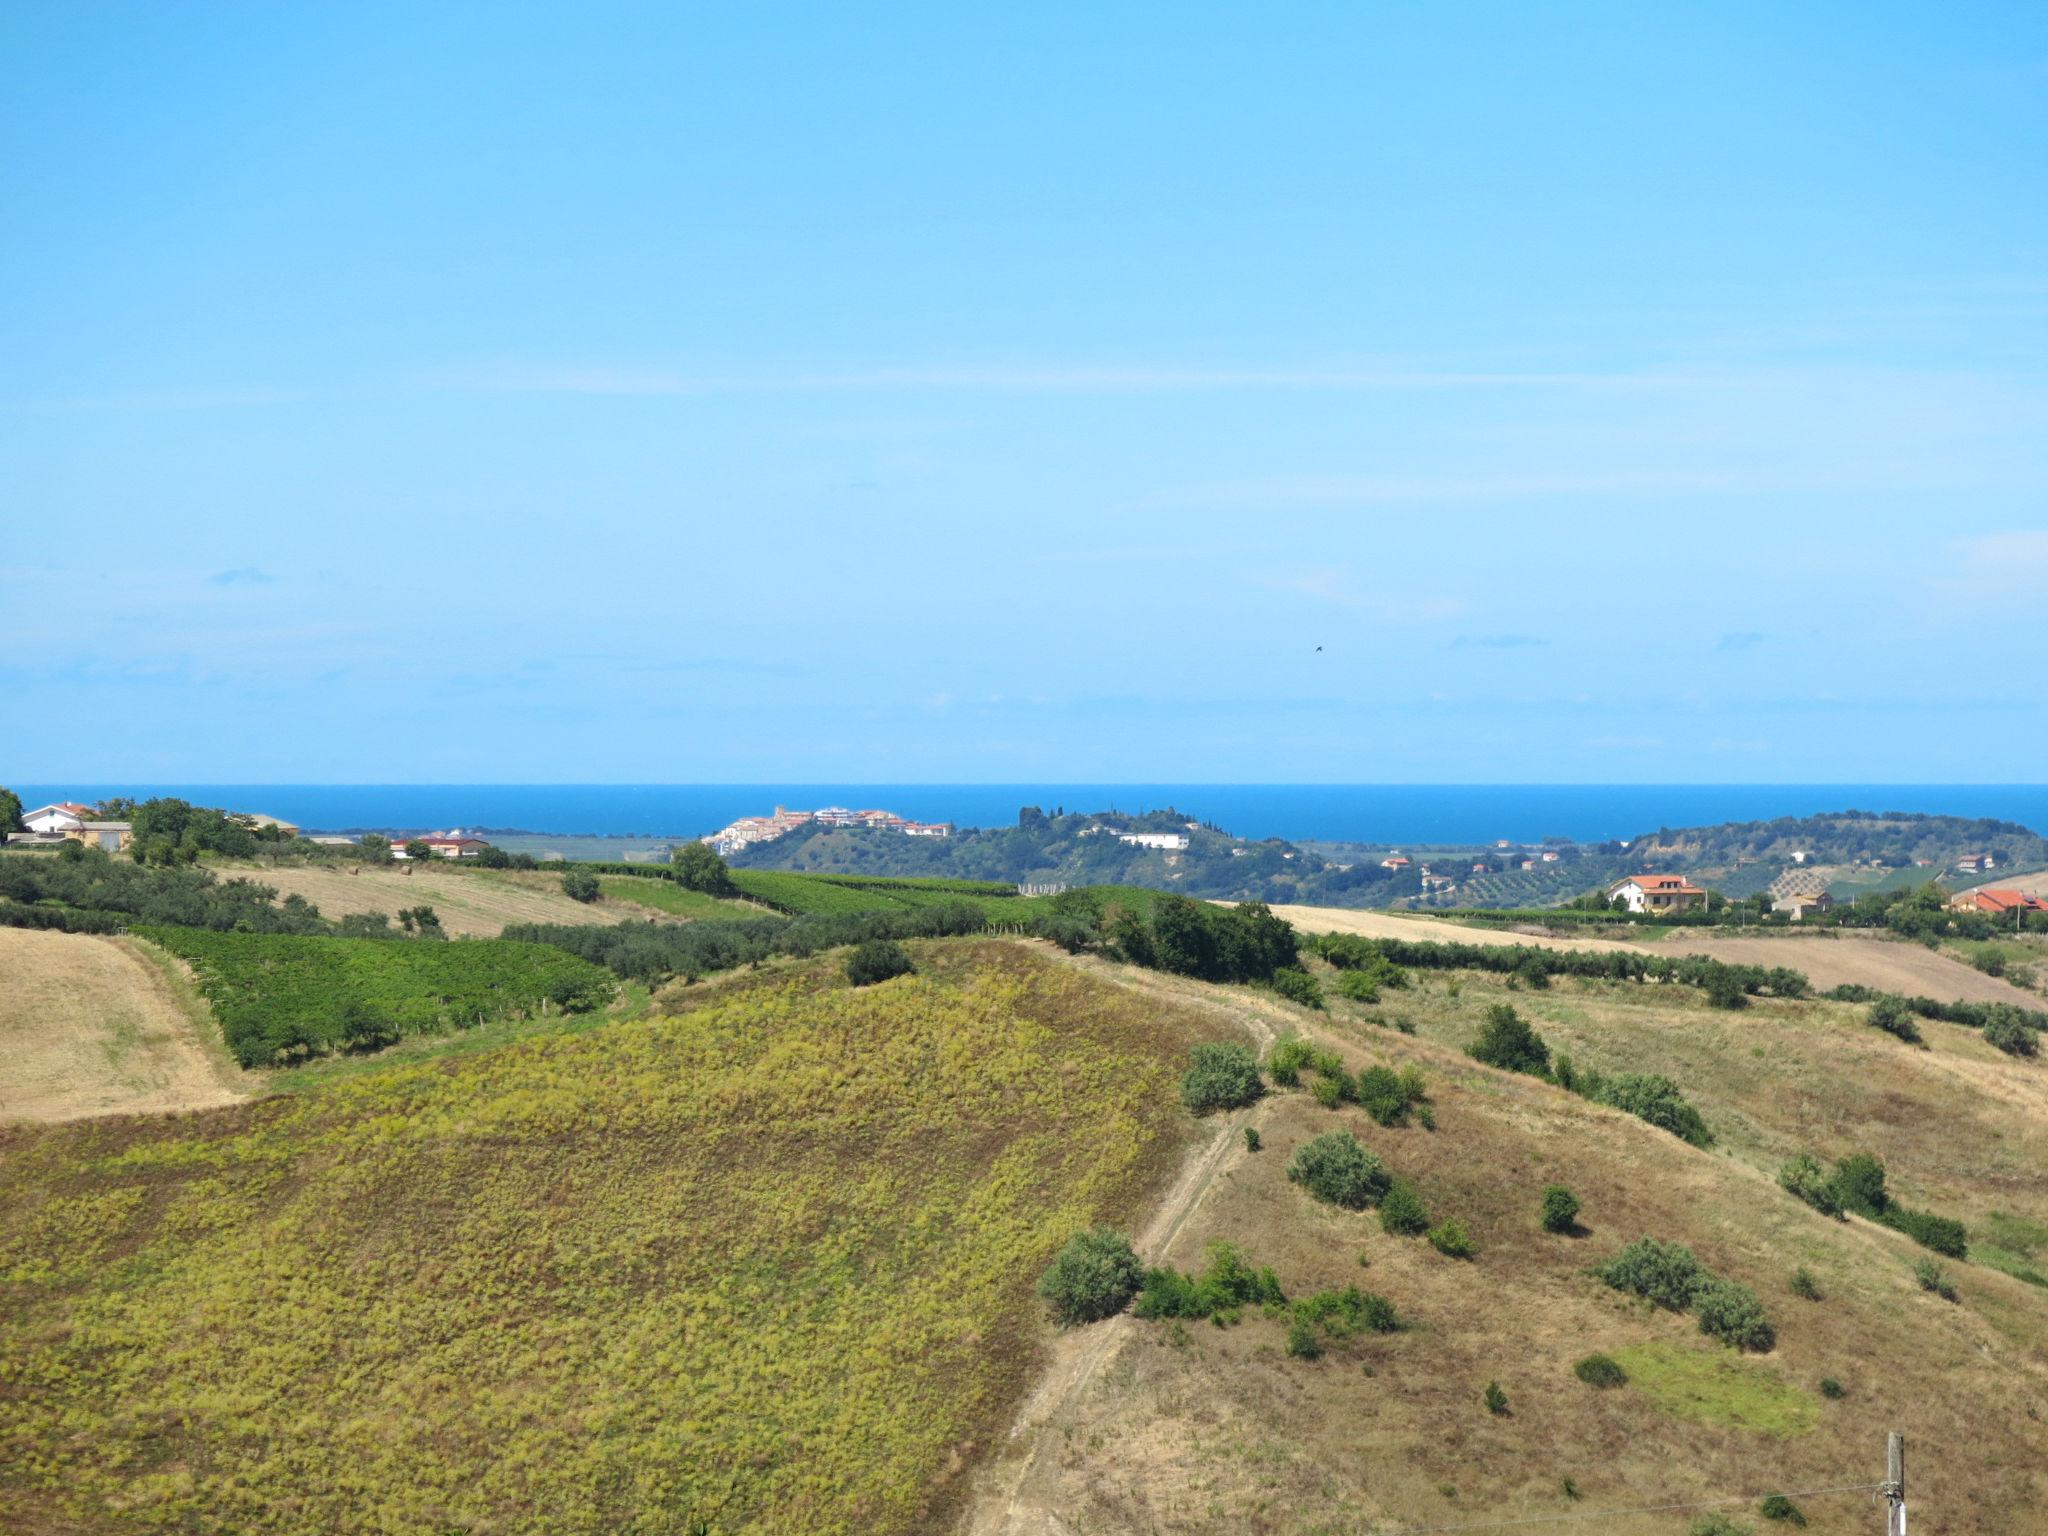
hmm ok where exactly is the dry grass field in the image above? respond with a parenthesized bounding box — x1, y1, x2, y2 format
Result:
(1272, 903, 2042, 1007)
(966, 961, 2048, 1536)
(0, 929, 251, 1122)
(223, 861, 667, 936)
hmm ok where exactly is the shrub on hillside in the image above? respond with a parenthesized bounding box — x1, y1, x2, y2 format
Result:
(1886, 1207, 1968, 1258)
(1428, 1220, 1476, 1260)
(1483, 1380, 1508, 1415)
(1589, 1074, 1714, 1148)
(1688, 1516, 1753, 1536)
(1913, 1258, 1958, 1302)
(1270, 966, 1323, 1009)
(1703, 969, 1750, 1009)
(1983, 1006, 2040, 1057)
(1598, 1237, 1708, 1311)
(1036, 1228, 1143, 1325)
(1266, 1035, 1311, 1087)
(1759, 1494, 1807, 1526)
(561, 869, 600, 903)
(1869, 995, 1923, 1044)
(1181, 1041, 1264, 1114)
(1134, 1241, 1285, 1324)
(671, 840, 739, 897)
(1378, 1176, 1430, 1235)
(1819, 1376, 1845, 1400)
(1355, 1064, 1425, 1126)
(1789, 1266, 1822, 1301)
(1286, 1129, 1389, 1210)
(1829, 1153, 1889, 1218)
(1285, 1316, 1323, 1358)
(1694, 1278, 1775, 1352)
(1777, 1154, 1843, 1218)
(1572, 1353, 1627, 1389)
(845, 938, 915, 987)
(1466, 1003, 1551, 1076)
(1540, 1185, 1581, 1234)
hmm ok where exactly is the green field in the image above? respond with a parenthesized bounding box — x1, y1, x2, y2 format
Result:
(595, 875, 766, 920)
(727, 869, 1044, 922)
(136, 927, 615, 1066)
(0, 942, 1215, 1535)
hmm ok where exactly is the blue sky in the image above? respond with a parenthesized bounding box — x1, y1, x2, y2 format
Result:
(4, 2, 2046, 782)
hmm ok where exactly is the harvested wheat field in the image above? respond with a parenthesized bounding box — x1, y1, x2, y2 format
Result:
(1271, 904, 2039, 1007)
(222, 861, 664, 937)
(0, 928, 250, 1122)
(967, 960, 2048, 1536)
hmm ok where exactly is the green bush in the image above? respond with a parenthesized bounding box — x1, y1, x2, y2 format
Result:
(1285, 1316, 1323, 1358)
(1270, 966, 1324, 1009)
(1036, 1228, 1143, 1325)
(1869, 995, 1923, 1044)
(1180, 1041, 1264, 1114)
(1983, 1007, 2040, 1057)
(1293, 1285, 1399, 1343)
(1466, 1003, 1550, 1075)
(1243, 1126, 1261, 1153)
(1312, 1072, 1347, 1109)
(1588, 1074, 1714, 1147)
(1777, 1154, 1843, 1218)
(1703, 969, 1750, 1010)
(1286, 1129, 1390, 1210)
(1266, 1035, 1311, 1087)
(1598, 1237, 1707, 1310)
(1572, 1353, 1627, 1389)
(1688, 1516, 1753, 1536)
(1885, 1206, 1968, 1258)
(1336, 969, 1384, 1003)
(1428, 1220, 1476, 1260)
(1759, 1494, 1806, 1526)
(1134, 1241, 1285, 1324)
(1483, 1380, 1508, 1415)
(1540, 1185, 1580, 1234)
(1818, 1376, 1845, 1399)
(1913, 1258, 1957, 1302)
(1355, 1064, 1418, 1126)
(1788, 1266, 1821, 1301)
(1829, 1152, 1889, 1217)
(1378, 1176, 1430, 1235)
(1694, 1279, 1775, 1351)
(560, 869, 601, 903)
(845, 938, 915, 986)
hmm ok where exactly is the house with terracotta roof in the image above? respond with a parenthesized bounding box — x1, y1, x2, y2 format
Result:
(1606, 873, 1707, 914)
(1955, 888, 2047, 918)
(21, 802, 95, 834)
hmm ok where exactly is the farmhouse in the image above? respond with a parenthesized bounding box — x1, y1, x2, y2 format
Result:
(1117, 831, 1190, 851)
(21, 802, 94, 834)
(902, 821, 953, 838)
(1956, 853, 1996, 874)
(1379, 855, 1410, 870)
(1955, 888, 2048, 918)
(1607, 873, 1707, 914)
(1772, 891, 1835, 920)
(393, 833, 492, 860)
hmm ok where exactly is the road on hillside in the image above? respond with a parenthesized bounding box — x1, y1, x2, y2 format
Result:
(1268, 904, 2044, 1008)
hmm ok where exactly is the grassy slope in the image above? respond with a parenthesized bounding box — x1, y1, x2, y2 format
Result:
(594, 874, 768, 919)
(974, 962, 2048, 1536)
(0, 942, 1223, 1536)
(220, 861, 663, 937)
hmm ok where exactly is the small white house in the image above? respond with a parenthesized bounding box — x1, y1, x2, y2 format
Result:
(1117, 831, 1190, 851)
(1607, 874, 1707, 914)
(21, 802, 93, 835)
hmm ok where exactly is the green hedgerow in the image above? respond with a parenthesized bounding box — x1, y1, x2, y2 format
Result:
(1287, 1129, 1390, 1210)
(1868, 995, 1923, 1044)
(1036, 1228, 1143, 1326)
(1573, 1353, 1627, 1389)
(1428, 1220, 1476, 1260)
(1378, 1176, 1430, 1236)
(1540, 1185, 1581, 1234)
(1181, 1041, 1264, 1114)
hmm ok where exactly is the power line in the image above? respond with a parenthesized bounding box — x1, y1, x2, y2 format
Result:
(1366, 1480, 1887, 1536)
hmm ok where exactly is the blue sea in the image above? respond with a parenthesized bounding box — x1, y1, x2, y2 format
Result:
(17, 785, 2048, 845)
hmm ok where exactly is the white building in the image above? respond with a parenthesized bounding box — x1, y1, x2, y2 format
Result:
(1117, 831, 1190, 851)
(21, 802, 93, 834)
(1606, 874, 1707, 914)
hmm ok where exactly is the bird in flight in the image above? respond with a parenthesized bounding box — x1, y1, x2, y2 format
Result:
(1315, 645, 1324, 652)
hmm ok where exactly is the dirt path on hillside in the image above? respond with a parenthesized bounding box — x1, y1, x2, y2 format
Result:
(961, 964, 1293, 1536)
(1269, 903, 2042, 1008)
(0, 930, 252, 1122)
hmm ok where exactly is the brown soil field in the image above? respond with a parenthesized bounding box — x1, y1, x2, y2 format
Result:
(966, 960, 2048, 1536)
(1271, 904, 2042, 1007)
(0, 929, 251, 1122)
(222, 862, 661, 937)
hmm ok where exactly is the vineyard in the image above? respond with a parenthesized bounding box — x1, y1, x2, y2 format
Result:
(0, 942, 1219, 1536)
(726, 869, 1043, 921)
(135, 927, 616, 1066)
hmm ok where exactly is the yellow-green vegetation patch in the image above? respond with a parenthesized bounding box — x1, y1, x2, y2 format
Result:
(0, 942, 1210, 1535)
(1611, 1340, 1818, 1436)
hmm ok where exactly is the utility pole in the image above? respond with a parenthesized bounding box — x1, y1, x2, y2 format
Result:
(1883, 1430, 1906, 1535)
